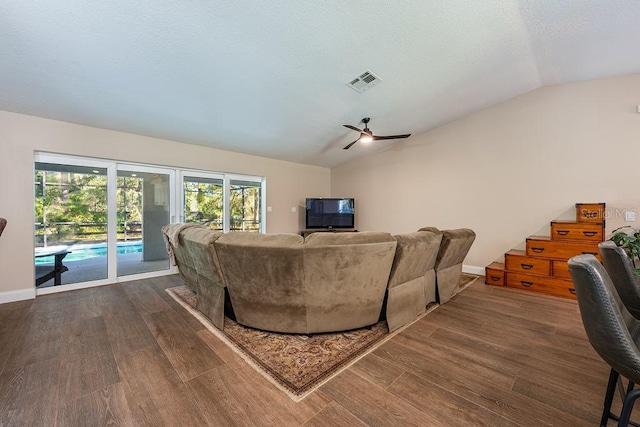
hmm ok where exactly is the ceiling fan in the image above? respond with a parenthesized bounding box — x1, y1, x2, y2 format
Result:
(343, 117, 411, 150)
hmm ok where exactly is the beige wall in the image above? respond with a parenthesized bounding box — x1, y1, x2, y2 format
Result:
(331, 73, 640, 269)
(0, 111, 330, 298)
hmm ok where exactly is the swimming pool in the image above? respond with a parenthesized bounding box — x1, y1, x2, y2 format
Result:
(35, 241, 143, 264)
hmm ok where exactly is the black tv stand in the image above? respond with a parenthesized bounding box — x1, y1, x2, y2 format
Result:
(300, 229, 357, 238)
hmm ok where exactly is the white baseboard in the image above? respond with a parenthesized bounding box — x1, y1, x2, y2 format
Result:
(0, 287, 36, 304)
(462, 264, 484, 275)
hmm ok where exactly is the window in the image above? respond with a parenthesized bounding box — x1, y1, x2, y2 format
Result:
(182, 174, 224, 230)
(230, 178, 263, 232)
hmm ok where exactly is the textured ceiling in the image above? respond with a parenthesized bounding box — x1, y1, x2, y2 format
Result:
(1, 1, 639, 168)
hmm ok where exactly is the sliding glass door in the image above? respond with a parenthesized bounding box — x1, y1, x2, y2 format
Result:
(34, 158, 111, 287)
(34, 153, 265, 293)
(116, 165, 174, 277)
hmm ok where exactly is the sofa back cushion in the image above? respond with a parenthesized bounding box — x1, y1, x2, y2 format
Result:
(171, 227, 224, 289)
(387, 230, 442, 289)
(214, 232, 306, 331)
(303, 231, 397, 331)
(430, 228, 476, 270)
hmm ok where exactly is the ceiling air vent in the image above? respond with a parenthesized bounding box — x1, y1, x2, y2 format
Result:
(346, 70, 382, 93)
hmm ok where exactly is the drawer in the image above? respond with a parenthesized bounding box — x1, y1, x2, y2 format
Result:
(526, 237, 601, 261)
(485, 262, 505, 286)
(552, 260, 572, 279)
(505, 250, 551, 275)
(506, 272, 576, 300)
(550, 221, 604, 242)
(576, 203, 606, 223)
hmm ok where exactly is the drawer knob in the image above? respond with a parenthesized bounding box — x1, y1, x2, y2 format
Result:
(520, 263, 534, 270)
(531, 247, 545, 253)
(569, 288, 576, 295)
(521, 281, 534, 287)
(490, 276, 501, 281)
(583, 231, 597, 237)
(556, 230, 570, 235)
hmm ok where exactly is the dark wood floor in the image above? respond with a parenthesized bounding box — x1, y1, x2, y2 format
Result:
(0, 275, 630, 426)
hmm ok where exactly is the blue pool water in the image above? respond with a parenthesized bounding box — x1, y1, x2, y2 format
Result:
(35, 241, 143, 264)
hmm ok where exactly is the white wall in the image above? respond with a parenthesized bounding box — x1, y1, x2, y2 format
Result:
(0, 111, 330, 300)
(331, 73, 640, 269)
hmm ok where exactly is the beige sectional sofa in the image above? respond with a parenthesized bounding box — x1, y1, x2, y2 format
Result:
(163, 225, 474, 334)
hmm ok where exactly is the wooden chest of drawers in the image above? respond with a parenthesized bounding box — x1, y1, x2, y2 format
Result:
(484, 202, 606, 301)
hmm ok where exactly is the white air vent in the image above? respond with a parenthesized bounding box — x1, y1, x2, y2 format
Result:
(346, 70, 382, 93)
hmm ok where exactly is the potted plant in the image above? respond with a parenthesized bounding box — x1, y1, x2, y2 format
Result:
(610, 226, 640, 277)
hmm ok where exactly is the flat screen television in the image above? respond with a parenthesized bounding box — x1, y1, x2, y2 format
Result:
(305, 198, 355, 229)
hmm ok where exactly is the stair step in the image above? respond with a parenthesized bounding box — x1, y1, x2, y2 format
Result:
(485, 262, 505, 286)
(550, 220, 604, 242)
(575, 202, 606, 223)
(526, 236, 601, 261)
(505, 250, 551, 275)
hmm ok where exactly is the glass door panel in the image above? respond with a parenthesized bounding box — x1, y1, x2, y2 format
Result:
(34, 162, 108, 286)
(230, 179, 262, 232)
(116, 168, 172, 277)
(183, 175, 224, 230)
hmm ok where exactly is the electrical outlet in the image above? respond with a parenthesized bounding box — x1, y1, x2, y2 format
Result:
(625, 210, 637, 222)
(291, 207, 297, 213)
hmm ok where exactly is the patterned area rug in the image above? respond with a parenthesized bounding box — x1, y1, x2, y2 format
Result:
(166, 273, 479, 401)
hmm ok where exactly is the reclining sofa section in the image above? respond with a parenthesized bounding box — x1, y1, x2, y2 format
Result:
(214, 231, 397, 334)
(420, 227, 477, 303)
(163, 225, 226, 329)
(386, 229, 443, 332)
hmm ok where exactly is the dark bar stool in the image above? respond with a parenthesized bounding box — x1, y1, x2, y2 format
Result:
(568, 254, 640, 427)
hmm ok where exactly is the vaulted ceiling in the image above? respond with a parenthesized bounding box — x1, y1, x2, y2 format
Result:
(1, 1, 639, 167)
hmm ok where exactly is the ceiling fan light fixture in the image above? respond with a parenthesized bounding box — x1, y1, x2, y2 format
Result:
(342, 117, 411, 150)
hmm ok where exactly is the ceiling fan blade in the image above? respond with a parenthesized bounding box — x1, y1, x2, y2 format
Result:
(372, 134, 412, 140)
(343, 139, 359, 150)
(343, 124, 363, 133)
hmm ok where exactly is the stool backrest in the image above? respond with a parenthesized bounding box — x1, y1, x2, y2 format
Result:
(599, 240, 640, 320)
